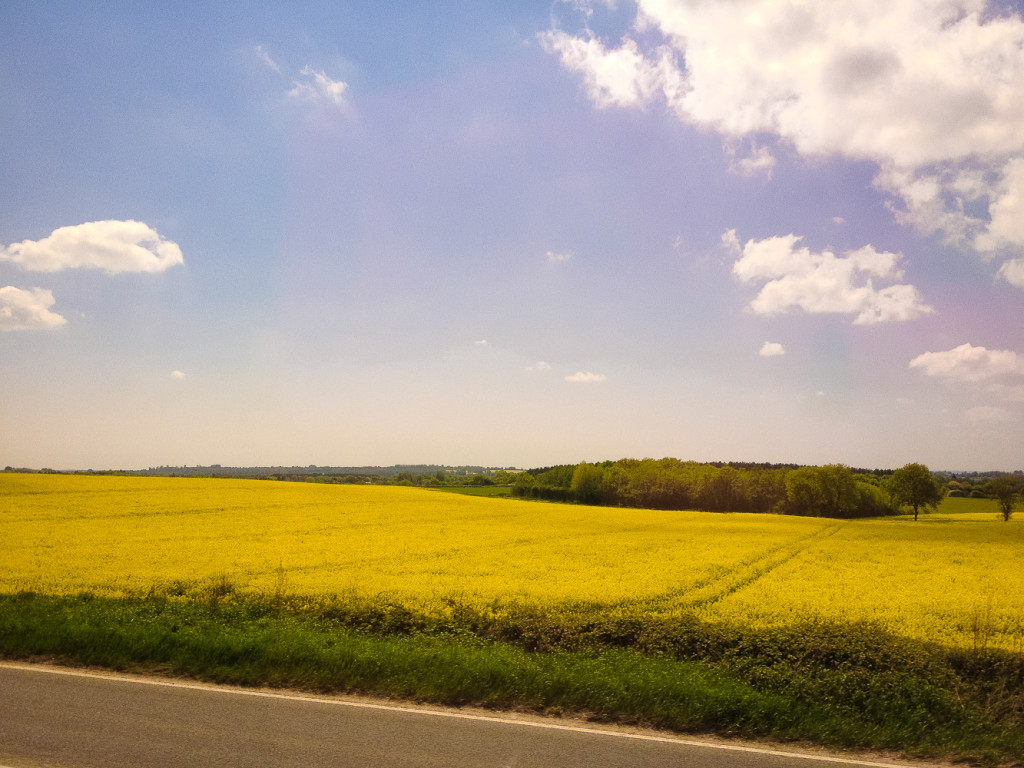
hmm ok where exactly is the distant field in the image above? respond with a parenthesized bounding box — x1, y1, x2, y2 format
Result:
(2, 473, 1021, 651)
(432, 484, 512, 497)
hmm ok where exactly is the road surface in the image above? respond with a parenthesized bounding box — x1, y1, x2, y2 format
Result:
(0, 662, 927, 768)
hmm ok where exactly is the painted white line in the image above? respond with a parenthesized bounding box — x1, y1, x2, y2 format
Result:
(0, 662, 915, 767)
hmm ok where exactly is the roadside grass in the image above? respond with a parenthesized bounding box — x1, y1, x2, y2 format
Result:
(2, 591, 1022, 765)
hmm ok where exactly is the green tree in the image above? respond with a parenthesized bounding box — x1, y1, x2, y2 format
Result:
(785, 465, 859, 517)
(510, 472, 536, 498)
(492, 470, 514, 485)
(570, 463, 605, 504)
(988, 474, 1022, 521)
(887, 463, 944, 521)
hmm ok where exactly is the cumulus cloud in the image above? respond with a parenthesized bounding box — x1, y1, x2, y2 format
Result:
(720, 228, 742, 255)
(997, 258, 1024, 287)
(759, 341, 786, 357)
(971, 157, 1024, 253)
(289, 66, 348, 106)
(171, 370, 186, 380)
(726, 142, 776, 179)
(565, 371, 607, 383)
(545, 1, 1024, 263)
(526, 361, 552, 371)
(731, 233, 933, 324)
(0, 220, 183, 273)
(474, 339, 488, 346)
(909, 343, 1024, 382)
(540, 31, 674, 109)
(0, 286, 66, 331)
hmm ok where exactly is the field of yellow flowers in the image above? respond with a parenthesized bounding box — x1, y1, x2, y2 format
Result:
(2, 472, 1021, 651)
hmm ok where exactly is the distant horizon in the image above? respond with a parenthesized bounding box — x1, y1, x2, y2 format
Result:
(5, 459, 1020, 476)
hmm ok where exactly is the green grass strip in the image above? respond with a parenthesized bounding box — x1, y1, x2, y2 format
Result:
(1, 592, 1021, 766)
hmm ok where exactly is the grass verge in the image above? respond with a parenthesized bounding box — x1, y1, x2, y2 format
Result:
(1, 591, 1021, 766)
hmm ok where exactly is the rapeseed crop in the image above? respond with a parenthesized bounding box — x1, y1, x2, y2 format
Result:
(2, 473, 1021, 651)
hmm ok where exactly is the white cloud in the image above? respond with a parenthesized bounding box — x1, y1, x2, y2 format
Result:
(732, 233, 933, 324)
(540, 31, 670, 109)
(910, 343, 1024, 382)
(759, 341, 786, 357)
(560, 0, 616, 21)
(289, 66, 348, 106)
(0, 286, 66, 331)
(254, 45, 281, 72)
(726, 142, 776, 179)
(720, 228, 741, 256)
(526, 361, 552, 372)
(565, 371, 607, 383)
(545, 1, 1024, 259)
(0, 220, 184, 273)
(976, 157, 1024, 254)
(997, 258, 1024, 287)
(546, 250, 573, 263)
(171, 370, 186, 380)
(474, 339, 488, 346)
(966, 405, 1013, 423)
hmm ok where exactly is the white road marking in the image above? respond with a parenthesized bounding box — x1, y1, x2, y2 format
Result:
(0, 662, 915, 767)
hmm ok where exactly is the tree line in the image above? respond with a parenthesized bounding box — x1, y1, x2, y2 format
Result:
(510, 459, 1019, 520)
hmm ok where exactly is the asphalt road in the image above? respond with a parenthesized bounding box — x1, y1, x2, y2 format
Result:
(0, 663, 921, 768)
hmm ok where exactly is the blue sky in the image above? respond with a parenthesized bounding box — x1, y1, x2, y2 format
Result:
(2, 1, 1023, 471)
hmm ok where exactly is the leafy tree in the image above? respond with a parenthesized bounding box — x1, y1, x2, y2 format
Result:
(570, 463, 605, 504)
(514, 472, 535, 487)
(988, 475, 1022, 521)
(745, 469, 788, 513)
(887, 463, 944, 521)
(492, 470, 514, 485)
(785, 465, 859, 518)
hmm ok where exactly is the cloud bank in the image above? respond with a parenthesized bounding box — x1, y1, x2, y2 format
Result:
(0, 286, 66, 331)
(729, 232, 932, 324)
(544, 1, 1024, 275)
(0, 220, 184, 273)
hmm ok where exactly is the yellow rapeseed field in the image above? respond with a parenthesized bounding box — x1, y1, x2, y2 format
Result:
(2, 473, 1021, 651)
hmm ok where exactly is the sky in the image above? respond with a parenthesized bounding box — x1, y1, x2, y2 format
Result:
(2, 0, 1023, 472)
